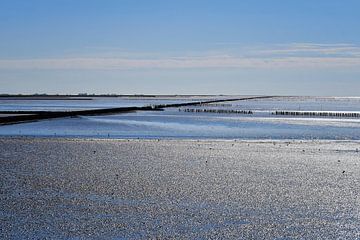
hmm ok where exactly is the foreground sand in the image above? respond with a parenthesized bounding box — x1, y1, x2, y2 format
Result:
(1, 138, 360, 239)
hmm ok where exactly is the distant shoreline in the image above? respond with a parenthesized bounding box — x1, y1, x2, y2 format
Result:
(0, 97, 93, 100)
(0, 94, 227, 99)
(1, 95, 359, 100)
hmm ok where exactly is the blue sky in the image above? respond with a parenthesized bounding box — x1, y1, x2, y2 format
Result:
(1, 0, 360, 95)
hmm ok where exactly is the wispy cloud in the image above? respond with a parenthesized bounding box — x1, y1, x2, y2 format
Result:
(1, 43, 360, 70)
(255, 43, 360, 57)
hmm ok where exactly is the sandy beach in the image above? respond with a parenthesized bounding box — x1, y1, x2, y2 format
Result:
(1, 138, 360, 239)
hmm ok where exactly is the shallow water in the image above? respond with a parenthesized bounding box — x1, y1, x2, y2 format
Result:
(1, 138, 360, 239)
(1, 96, 360, 140)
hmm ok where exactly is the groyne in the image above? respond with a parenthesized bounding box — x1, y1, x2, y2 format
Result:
(0, 106, 156, 125)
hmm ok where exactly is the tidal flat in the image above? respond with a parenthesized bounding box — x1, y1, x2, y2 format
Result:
(1, 138, 360, 239)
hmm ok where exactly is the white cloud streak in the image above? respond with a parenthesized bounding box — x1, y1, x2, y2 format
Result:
(1, 43, 360, 70)
(257, 43, 360, 56)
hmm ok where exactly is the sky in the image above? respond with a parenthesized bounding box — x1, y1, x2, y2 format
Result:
(1, 0, 360, 96)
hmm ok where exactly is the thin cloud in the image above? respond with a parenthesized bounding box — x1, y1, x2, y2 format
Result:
(1, 56, 360, 70)
(257, 43, 360, 57)
(1, 43, 360, 70)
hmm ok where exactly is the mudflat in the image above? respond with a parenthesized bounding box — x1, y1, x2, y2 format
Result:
(1, 138, 359, 239)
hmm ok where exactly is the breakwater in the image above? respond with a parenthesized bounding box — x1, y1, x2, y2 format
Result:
(0, 106, 157, 125)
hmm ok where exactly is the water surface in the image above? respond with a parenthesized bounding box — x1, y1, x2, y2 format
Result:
(1, 96, 360, 140)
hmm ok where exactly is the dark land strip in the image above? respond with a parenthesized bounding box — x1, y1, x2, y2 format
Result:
(0, 96, 274, 125)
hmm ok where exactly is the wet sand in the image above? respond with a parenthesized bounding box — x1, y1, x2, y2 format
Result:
(1, 138, 360, 239)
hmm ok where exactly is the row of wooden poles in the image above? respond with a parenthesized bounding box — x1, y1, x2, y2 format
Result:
(199, 103, 233, 107)
(179, 108, 360, 118)
(179, 108, 253, 114)
(273, 111, 360, 118)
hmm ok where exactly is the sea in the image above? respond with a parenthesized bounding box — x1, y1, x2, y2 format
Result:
(1, 96, 360, 140)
